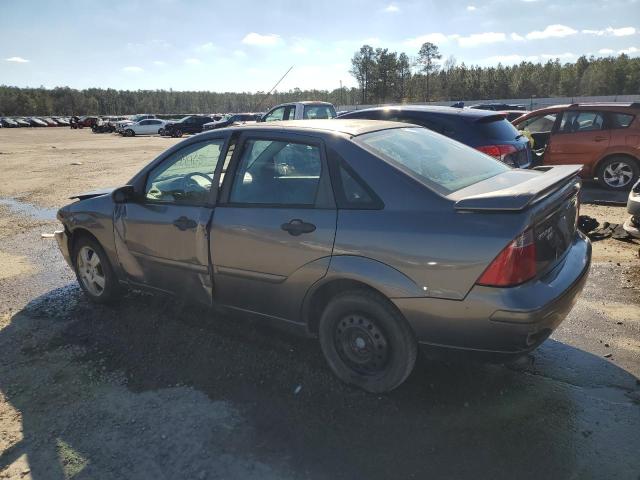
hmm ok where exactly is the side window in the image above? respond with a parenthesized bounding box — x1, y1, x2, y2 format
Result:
(139, 120, 150, 125)
(263, 107, 286, 122)
(230, 139, 321, 205)
(337, 162, 378, 208)
(519, 113, 558, 133)
(145, 140, 224, 204)
(559, 111, 605, 133)
(608, 112, 634, 129)
(303, 105, 336, 119)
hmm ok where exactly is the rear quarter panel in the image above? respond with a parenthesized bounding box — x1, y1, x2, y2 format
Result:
(330, 139, 529, 300)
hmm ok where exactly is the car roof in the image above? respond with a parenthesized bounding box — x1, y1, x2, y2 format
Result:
(223, 119, 409, 137)
(271, 101, 334, 108)
(346, 105, 503, 120)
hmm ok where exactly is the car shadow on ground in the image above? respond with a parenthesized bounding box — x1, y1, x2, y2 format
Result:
(1, 285, 639, 479)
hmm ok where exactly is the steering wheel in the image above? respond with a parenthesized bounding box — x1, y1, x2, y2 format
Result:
(184, 172, 212, 190)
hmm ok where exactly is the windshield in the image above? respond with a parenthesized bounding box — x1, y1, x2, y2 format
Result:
(356, 127, 509, 194)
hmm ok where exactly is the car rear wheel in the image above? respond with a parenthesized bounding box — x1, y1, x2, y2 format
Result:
(597, 156, 639, 190)
(72, 235, 120, 304)
(318, 290, 417, 393)
(158, 128, 164, 136)
(173, 129, 183, 138)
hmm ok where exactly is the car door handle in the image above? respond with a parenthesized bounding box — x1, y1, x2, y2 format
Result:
(281, 219, 316, 236)
(172, 216, 197, 231)
(594, 136, 608, 142)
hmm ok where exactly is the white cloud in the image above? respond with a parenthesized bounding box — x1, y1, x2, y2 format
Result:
(511, 32, 525, 41)
(404, 33, 449, 47)
(196, 42, 215, 52)
(291, 45, 308, 54)
(152, 60, 167, 66)
(242, 32, 282, 47)
(122, 66, 143, 72)
(466, 5, 477, 11)
(619, 46, 639, 55)
(383, 3, 399, 12)
(598, 48, 615, 55)
(457, 32, 506, 47)
(582, 26, 636, 37)
(526, 24, 577, 40)
(5, 56, 29, 63)
(233, 50, 247, 58)
(184, 58, 202, 65)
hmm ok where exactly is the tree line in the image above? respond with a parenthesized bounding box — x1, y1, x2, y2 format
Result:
(0, 48, 638, 116)
(350, 43, 640, 104)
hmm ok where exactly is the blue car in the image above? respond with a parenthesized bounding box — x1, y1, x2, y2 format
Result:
(339, 106, 533, 168)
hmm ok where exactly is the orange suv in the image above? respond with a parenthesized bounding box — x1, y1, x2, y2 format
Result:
(513, 103, 640, 189)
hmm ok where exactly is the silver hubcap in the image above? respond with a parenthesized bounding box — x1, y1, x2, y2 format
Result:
(77, 246, 105, 296)
(603, 162, 634, 188)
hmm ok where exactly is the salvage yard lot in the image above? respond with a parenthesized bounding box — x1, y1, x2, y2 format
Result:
(1, 128, 639, 479)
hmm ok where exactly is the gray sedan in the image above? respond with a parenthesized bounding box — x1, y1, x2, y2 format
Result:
(55, 120, 591, 392)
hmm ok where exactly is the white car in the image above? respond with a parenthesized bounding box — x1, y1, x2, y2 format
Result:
(121, 119, 167, 137)
(115, 114, 156, 133)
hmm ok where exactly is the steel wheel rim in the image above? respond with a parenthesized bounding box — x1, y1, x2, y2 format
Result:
(603, 162, 633, 188)
(334, 314, 389, 375)
(77, 246, 105, 296)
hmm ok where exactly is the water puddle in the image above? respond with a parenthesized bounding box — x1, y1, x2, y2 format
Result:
(0, 197, 58, 220)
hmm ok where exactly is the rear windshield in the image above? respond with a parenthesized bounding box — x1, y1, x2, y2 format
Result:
(356, 127, 509, 194)
(303, 105, 337, 119)
(475, 118, 520, 141)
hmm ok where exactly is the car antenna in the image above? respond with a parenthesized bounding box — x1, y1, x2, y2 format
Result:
(257, 65, 294, 110)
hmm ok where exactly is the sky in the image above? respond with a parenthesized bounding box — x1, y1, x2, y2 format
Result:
(1, 0, 639, 92)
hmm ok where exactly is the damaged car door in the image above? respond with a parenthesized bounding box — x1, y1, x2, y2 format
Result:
(114, 138, 226, 304)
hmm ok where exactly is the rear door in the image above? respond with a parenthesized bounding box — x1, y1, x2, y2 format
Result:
(546, 110, 610, 167)
(210, 132, 337, 321)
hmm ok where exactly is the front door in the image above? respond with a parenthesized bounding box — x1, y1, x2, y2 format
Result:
(114, 137, 226, 304)
(547, 110, 610, 168)
(210, 133, 337, 321)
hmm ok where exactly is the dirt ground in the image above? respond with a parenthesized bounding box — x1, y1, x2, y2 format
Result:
(0, 128, 639, 479)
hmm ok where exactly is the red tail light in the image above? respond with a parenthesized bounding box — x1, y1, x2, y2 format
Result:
(477, 229, 537, 287)
(476, 144, 518, 164)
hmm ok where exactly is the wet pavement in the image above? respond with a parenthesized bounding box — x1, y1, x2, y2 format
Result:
(0, 211, 639, 479)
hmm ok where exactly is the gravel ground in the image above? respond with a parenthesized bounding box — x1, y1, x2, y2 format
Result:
(0, 128, 639, 480)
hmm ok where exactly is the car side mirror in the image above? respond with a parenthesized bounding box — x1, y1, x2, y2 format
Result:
(112, 185, 136, 204)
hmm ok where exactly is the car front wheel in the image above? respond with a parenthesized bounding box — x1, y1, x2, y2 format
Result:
(598, 156, 639, 190)
(173, 129, 183, 138)
(124, 129, 135, 137)
(318, 290, 417, 393)
(72, 235, 120, 304)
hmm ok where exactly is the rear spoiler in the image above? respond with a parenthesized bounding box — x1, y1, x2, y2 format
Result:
(454, 165, 582, 211)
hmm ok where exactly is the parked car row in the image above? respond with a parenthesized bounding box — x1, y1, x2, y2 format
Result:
(0, 116, 71, 127)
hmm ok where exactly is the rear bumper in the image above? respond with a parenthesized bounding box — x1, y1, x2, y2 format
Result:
(393, 232, 591, 354)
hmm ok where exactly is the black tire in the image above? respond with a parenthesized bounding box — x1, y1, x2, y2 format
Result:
(158, 128, 164, 136)
(72, 235, 121, 304)
(597, 155, 639, 190)
(125, 129, 134, 137)
(318, 290, 417, 393)
(173, 129, 183, 138)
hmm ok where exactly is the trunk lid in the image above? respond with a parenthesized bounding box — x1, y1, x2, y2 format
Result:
(451, 165, 582, 278)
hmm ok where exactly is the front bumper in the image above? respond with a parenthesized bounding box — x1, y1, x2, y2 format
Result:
(54, 229, 73, 268)
(393, 232, 592, 354)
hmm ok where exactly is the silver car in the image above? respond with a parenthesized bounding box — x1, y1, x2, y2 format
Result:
(55, 120, 591, 392)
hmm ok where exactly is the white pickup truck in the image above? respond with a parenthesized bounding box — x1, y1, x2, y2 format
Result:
(259, 101, 336, 122)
